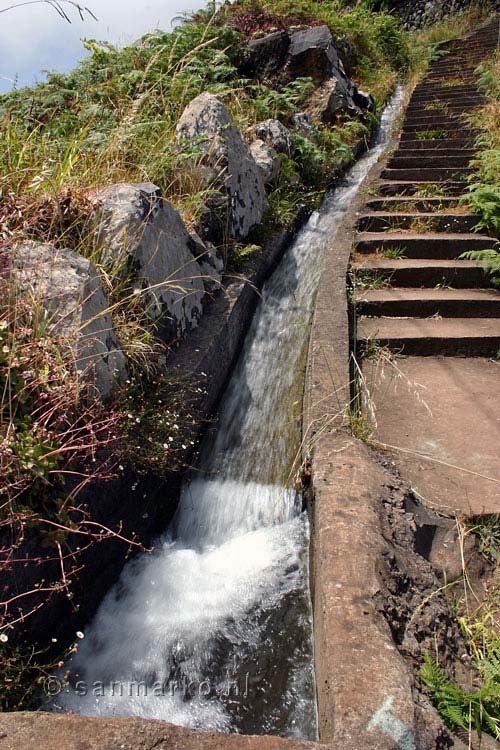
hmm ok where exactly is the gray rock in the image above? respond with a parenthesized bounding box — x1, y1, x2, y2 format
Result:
(286, 25, 372, 120)
(287, 24, 341, 83)
(93, 182, 206, 342)
(335, 34, 356, 77)
(254, 118, 291, 155)
(240, 30, 290, 80)
(10, 241, 127, 398)
(290, 111, 315, 138)
(196, 192, 229, 246)
(249, 139, 281, 185)
(176, 93, 267, 240)
(188, 230, 224, 293)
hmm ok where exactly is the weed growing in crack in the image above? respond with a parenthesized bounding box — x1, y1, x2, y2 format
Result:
(415, 128, 449, 140)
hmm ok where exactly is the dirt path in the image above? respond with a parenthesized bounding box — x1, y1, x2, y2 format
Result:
(353, 19, 500, 516)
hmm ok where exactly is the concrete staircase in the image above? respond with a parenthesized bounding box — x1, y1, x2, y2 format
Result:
(353, 20, 500, 358)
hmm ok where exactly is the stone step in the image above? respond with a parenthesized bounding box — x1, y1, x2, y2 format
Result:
(405, 105, 483, 118)
(376, 181, 466, 197)
(405, 107, 483, 122)
(354, 288, 500, 318)
(400, 129, 478, 141)
(356, 213, 478, 233)
(388, 156, 473, 169)
(426, 70, 482, 79)
(425, 75, 478, 84)
(403, 117, 467, 129)
(354, 232, 495, 259)
(428, 61, 488, 71)
(392, 148, 476, 158)
(401, 117, 469, 133)
(411, 89, 482, 100)
(351, 258, 489, 288)
(427, 66, 486, 75)
(381, 167, 472, 182)
(401, 123, 478, 141)
(406, 98, 484, 111)
(412, 86, 480, 96)
(397, 141, 475, 151)
(356, 317, 500, 356)
(365, 197, 464, 212)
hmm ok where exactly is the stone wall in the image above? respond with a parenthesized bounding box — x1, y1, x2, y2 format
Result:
(393, 0, 500, 29)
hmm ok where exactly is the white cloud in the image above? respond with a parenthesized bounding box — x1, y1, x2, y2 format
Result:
(0, 0, 201, 93)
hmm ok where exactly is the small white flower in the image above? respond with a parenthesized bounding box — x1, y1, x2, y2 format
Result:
(168, 436, 174, 443)
(76, 631, 84, 640)
(0, 633, 8, 643)
(51, 638, 58, 643)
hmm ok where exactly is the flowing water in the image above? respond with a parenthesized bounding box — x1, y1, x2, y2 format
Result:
(53, 86, 405, 738)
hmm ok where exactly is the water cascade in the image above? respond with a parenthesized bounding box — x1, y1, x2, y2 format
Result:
(54, 86, 405, 739)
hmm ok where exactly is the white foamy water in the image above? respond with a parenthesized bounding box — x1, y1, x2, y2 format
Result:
(53, 86, 405, 738)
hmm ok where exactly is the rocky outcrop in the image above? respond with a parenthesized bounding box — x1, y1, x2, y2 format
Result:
(9, 241, 127, 398)
(93, 182, 208, 342)
(188, 229, 224, 293)
(175, 93, 267, 240)
(241, 25, 374, 122)
(254, 118, 291, 155)
(249, 139, 281, 185)
(290, 111, 315, 138)
(240, 29, 291, 79)
(287, 26, 375, 121)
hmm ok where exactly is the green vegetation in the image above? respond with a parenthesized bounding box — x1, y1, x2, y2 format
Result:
(377, 244, 406, 259)
(468, 514, 500, 564)
(421, 516, 500, 743)
(421, 651, 500, 741)
(0, 1, 409, 231)
(457, 52, 500, 287)
(415, 128, 449, 140)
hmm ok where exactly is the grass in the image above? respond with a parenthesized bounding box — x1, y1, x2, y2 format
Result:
(421, 518, 500, 743)
(415, 128, 449, 140)
(459, 50, 500, 288)
(413, 183, 448, 198)
(376, 244, 406, 259)
(441, 77, 468, 87)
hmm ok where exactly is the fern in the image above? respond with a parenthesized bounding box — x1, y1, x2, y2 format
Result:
(420, 654, 500, 741)
(459, 248, 500, 288)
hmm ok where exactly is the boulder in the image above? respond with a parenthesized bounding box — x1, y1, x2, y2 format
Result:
(287, 25, 341, 83)
(176, 93, 267, 240)
(196, 192, 229, 246)
(239, 30, 290, 80)
(254, 118, 291, 155)
(335, 34, 357, 77)
(93, 182, 206, 342)
(249, 139, 282, 185)
(290, 111, 315, 138)
(9, 242, 127, 398)
(306, 77, 375, 123)
(188, 230, 224, 293)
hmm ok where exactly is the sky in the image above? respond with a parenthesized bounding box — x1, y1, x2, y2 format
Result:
(0, 0, 201, 94)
